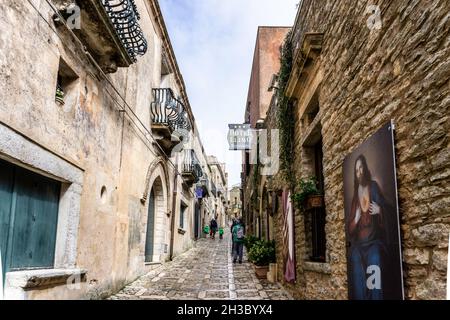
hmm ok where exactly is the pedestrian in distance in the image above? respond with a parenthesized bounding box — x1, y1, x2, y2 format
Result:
(232, 218, 245, 264)
(230, 218, 238, 256)
(210, 217, 218, 239)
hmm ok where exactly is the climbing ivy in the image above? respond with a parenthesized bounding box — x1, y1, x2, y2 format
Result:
(276, 31, 295, 188)
(252, 162, 260, 207)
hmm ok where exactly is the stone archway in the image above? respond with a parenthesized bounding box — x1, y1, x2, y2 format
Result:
(142, 159, 171, 263)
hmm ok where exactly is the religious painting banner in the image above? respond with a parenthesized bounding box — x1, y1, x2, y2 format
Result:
(343, 120, 404, 300)
(282, 189, 296, 283)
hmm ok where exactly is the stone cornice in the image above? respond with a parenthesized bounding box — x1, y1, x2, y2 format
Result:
(286, 33, 324, 98)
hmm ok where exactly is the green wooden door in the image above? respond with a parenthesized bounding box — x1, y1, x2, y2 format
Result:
(0, 159, 60, 275)
(144, 189, 155, 262)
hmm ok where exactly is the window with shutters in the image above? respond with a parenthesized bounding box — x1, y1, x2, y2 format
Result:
(0, 159, 61, 277)
(180, 202, 187, 229)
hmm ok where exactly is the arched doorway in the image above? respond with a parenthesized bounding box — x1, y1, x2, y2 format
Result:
(144, 176, 165, 263)
(145, 189, 155, 262)
(194, 202, 200, 240)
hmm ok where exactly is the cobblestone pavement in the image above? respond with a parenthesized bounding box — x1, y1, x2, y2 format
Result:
(109, 231, 293, 300)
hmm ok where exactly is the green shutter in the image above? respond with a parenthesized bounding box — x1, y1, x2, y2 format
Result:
(145, 189, 155, 262)
(1, 159, 61, 273)
(180, 206, 184, 229)
(0, 161, 14, 280)
(9, 168, 60, 270)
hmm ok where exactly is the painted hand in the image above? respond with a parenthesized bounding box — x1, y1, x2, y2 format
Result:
(369, 202, 381, 215)
(354, 207, 361, 224)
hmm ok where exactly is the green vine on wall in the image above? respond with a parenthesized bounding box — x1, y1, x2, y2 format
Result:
(276, 31, 295, 188)
(252, 162, 260, 207)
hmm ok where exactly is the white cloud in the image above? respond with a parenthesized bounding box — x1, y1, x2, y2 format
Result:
(159, 0, 299, 187)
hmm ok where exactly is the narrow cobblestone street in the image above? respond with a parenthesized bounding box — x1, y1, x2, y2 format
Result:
(109, 232, 293, 300)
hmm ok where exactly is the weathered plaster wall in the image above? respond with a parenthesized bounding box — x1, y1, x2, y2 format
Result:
(0, 0, 197, 299)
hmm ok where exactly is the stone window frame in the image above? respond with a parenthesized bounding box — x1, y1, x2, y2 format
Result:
(0, 123, 84, 298)
(286, 33, 333, 271)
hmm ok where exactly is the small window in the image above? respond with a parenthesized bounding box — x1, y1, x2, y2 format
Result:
(55, 58, 79, 107)
(304, 139, 326, 262)
(180, 202, 187, 229)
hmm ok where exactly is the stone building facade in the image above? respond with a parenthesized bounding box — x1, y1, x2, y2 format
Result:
(242, 26, 290, 240)
(208, 156, 229, 229)
(228, 185, 243, 221)
(243, 0, 449, 299)
(0, 0, 225, 300)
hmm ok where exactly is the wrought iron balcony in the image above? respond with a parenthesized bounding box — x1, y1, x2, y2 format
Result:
(55, 0, 148, 73)
(181, 149, 202, 186)
(197, 174, 211, 198)
(151, 88, 191, 153)
(211, 181, 217, 197)
(102, 0, 147, 63)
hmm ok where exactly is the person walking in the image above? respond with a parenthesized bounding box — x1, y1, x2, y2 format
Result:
(230, 218, 238, 256)
(232, 218, 245, 264)
(210, 217, 218, 239)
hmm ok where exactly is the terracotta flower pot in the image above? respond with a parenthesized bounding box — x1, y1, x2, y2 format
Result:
(254, 265, 269, 279)
(306, 195, 324, 210)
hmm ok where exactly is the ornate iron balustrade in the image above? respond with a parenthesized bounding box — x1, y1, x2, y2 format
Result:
(211, 181, 217, 197)
(197, 174, 211, 197)
(151, 88, 191, 132)
(182, 149, 202, 184)
(102, 0, 148, 63)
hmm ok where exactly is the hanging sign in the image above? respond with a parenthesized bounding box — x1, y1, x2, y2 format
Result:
(343, 120, 404, 300)
(227, 124, 254, 150)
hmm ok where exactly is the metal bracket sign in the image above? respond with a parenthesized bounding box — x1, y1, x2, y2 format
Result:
(227, 124, 253, 150)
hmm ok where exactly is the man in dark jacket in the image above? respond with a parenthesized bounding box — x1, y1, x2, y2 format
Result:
(210, 218, 218, 239)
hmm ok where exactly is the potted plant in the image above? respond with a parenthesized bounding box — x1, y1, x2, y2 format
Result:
(248, 240, 276, 279)
(291, 177, 324, 211)
(244, 235, 259, 253)
(55, 84, 65, 105)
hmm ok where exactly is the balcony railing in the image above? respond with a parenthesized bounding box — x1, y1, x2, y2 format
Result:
(197, 174, 211, 198)
(151, 88, 191, 153)
(182, 149, 202, 186)
(211, 181, 217, 197)
(102, 0, 148, 63)
(151, 88, 191, 131)
(55, 0, 148, 73)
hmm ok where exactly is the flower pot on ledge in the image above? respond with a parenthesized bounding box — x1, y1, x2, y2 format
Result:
(306, 194, 324, 210)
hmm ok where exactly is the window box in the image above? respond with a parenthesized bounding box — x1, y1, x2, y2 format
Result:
(178, 228, 186, 235)
(306, 194, 324, 210)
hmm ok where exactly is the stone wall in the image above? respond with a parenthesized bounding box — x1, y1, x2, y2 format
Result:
(261, 0, 449, 300)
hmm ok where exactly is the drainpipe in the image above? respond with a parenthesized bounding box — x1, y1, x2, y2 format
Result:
(169, 157, 179, 261)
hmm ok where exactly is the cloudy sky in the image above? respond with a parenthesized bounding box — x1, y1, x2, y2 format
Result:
(159, 0, 299, 188)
